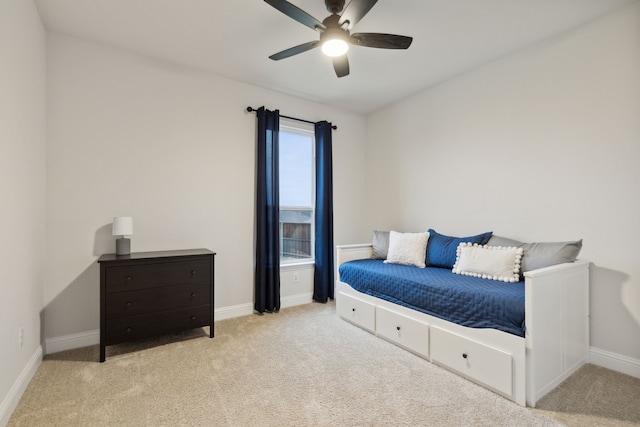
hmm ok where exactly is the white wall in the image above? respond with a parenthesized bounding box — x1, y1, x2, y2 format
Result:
(44, 34, 367, 342)
(365, 2, 640, 366)
(0, 0, 47, 424)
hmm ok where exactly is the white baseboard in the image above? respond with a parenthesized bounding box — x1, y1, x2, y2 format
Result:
(0, 345, 42, 427)
(281, 292, 313, 308)
(214, 303, 254, 320)
(44, 293, 314, 355)
(590, 346, 640, 379)
(45, 329, 99, 355)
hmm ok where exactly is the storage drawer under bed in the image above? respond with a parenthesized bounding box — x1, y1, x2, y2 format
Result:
(376, 306, 429, 358)
(336, 292, 375, 333)
(430, 325, 513, 397)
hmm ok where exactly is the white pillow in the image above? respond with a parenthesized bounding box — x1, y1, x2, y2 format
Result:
(384, 231, 430, 268)
(452, 243, 523, 282)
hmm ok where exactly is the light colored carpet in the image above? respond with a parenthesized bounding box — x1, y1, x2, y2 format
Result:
(533, 363, 640, 426)
(8, 302, 640, 426)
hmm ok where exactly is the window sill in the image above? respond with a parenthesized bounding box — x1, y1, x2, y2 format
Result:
(280, 260, 315, 271)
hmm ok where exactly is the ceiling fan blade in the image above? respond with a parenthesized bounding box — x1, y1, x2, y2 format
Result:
(332, 55, 350, 78)
(264, 0, 326, 32)
(350, 33, 413, 49)
(269, 41, 320, 60)
(339, 0, 378, 29)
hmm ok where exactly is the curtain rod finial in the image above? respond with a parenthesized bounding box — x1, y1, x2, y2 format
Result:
(246, 106, 255, 113)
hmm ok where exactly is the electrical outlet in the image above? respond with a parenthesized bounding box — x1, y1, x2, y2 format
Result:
(18, 328, 24, 350)
(292, 272, 299, 283)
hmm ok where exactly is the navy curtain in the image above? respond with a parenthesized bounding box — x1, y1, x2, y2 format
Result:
(254, 107, 281, 313)
(313, 121, 335, 303)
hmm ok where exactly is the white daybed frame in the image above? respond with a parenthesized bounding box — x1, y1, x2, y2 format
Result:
(335, 244, 589, 407)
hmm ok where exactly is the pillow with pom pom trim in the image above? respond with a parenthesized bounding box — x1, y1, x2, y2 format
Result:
(452, 243, 523, 282)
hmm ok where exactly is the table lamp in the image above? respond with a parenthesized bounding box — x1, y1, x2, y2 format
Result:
(112, 216, 133, 255)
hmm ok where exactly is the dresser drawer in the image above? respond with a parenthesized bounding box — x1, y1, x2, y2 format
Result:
(336, 292, 375, 333)
(105, 282, 210, 320)
(430, 326, 513, 397)
(104, 259, 211, 293)
(105, 305, 211, 345)
(376, 306, 429, 358)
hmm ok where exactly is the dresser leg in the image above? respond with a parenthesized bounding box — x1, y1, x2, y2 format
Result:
(100, 345, 106, 363)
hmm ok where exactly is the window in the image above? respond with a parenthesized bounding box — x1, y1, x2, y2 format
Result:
(279, 122, 315, 264)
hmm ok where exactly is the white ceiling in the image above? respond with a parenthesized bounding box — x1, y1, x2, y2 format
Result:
(35, 0, 635, 114)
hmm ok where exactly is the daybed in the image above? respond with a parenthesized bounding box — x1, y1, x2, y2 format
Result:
(335, 230, 589, 407)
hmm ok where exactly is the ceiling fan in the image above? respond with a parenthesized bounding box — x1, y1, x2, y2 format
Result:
(264, 0, 413, 78)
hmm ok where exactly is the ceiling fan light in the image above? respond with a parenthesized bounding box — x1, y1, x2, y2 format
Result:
(322, 39, 349, 57)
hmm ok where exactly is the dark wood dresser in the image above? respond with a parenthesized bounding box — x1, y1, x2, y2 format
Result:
(97, 249, 215, 362)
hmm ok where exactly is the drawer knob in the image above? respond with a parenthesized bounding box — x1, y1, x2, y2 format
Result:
(126, 327, 132, 334)
(126, 276, 132, 281)
(191, 292, 196, 298)
(462, 353, 468, 359)
(126, 301, 132, 307)
(191, 270, 197, 276)
(191, 315, 196, 321)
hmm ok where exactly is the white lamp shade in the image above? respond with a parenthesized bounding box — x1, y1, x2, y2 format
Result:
(112, 217, 133, 236)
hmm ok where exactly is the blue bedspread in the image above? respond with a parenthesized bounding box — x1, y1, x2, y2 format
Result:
(339, 259, 525, 337)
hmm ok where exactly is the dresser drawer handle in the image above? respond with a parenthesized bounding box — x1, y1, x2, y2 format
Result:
(126, 301, 132, 307)
(126, 327, 132, 334)
(126, 276, 132, 282)
(191, 316, 196, 321)
(191, 293, 196, 298)
(191, 270, 197, 276)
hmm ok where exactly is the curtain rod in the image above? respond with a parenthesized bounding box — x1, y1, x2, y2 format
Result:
(246, 106, 337, 130)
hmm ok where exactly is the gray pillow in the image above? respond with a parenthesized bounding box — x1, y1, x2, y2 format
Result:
(487, 235, 583, 273)
(372, 230, 390, 259)
(486, 235, 521, 247)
